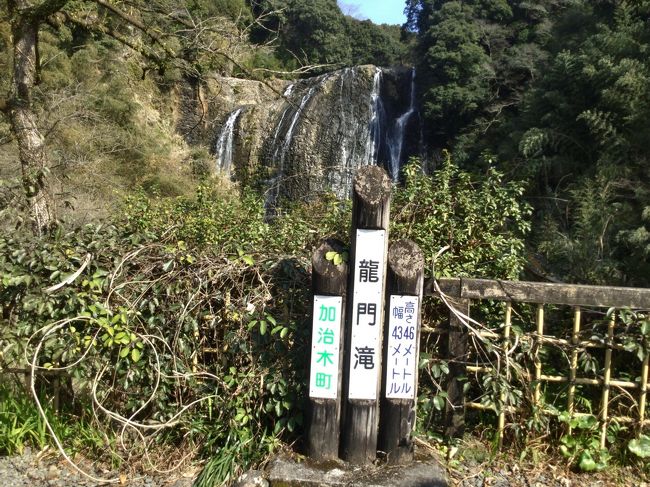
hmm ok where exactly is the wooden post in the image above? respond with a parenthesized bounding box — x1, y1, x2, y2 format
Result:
(378, 239, 424, 464)
(341, 165, 391, 464)
(444, 296, 470, 438)
(308, 239, 348, 460)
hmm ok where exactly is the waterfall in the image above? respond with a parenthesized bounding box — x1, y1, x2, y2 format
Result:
(363, 67, 385, 167)
(271, 83, 297, 145)
(333, 66, 385, 197)
(211, 65, 420, 210)
(337, 68, 354, 170)
(214, 107, 243, 173)
(282, 78, 326, 158)
(387, 67, 417, 180)
(266, 74, 330, 212)
(283, 83, 295, 97)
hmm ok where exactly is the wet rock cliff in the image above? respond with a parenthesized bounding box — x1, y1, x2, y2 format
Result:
(182, 65, 420, 203)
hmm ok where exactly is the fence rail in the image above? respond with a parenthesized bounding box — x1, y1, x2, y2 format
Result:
(425, 277, 650, 447)
(427, 278, 650, 308)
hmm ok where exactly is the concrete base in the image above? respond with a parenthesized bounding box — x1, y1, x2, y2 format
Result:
(263, 454, 447, 487)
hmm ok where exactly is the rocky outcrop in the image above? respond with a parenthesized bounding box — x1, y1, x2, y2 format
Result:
(186, 65, 420, 203)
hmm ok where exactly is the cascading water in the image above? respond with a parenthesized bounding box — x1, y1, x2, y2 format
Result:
(214, 107, 243, 173)
(364, 67, 385, 167)
(337, 68, 354, 170)
(266, 74, 330, 210)
(387, 67, 417, 180)
(329, 66, 386, 197)
(283, 83, 295, 97)
(211, 65, 419, 207)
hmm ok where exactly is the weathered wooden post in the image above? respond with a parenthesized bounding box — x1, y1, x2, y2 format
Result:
(341, 165, 391, 464)
(378, 239, 424, 464)
(308, 239, 348, 460)
(445, 291, 470, 438)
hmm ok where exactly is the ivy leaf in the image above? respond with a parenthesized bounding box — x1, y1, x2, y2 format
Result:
(559, 445, 571, 458)
(629, 435, 650, 458)
(578, 451, 597, 471)
(641, 321, 650, 336)
(432, 395, 445, 411)
(131, 348, 141, 362)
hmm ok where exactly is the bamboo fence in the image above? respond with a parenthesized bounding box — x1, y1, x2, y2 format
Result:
(428, 278, 650, 446)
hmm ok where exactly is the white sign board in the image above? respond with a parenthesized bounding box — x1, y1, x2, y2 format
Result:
(348, 229, 386, 400)
(309, 295, 343, 399)
(385, 295, 419, 399)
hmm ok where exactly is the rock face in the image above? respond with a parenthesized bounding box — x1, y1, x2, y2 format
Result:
(204, 65, 420, 203)
(263, 454, 447, 486)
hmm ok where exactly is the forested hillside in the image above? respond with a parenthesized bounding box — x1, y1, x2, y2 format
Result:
(0, 0, 408, 226)
(2, 0, 648, 285)
(406, 0, 650, 286)
(2, 0, 650, 483)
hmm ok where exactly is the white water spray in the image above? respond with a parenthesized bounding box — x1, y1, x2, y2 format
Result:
(214, 107, 243, 173)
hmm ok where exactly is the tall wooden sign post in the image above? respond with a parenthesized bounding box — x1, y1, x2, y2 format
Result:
(341, 166, 391, 464)
(307, 165, 424, 465)
(308, 239, 348, 460)
(378, 240, 424, 463)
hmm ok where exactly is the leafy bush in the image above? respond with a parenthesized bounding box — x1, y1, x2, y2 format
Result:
(0, 185, 348, 481)
(392, 155, 531, 280)
(0, 160, 531, 479)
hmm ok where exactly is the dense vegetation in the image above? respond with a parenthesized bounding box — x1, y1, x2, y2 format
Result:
(2, 0, 650, 482)
(406, 0, 650, 286)
(1, 162, 529, 481)
(248, 0, 410, 71)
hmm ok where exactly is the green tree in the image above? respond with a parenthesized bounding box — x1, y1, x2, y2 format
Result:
(1, 0, 259, 234)
(516, 1, 650, 285)
(345, 19, 407, 67)
(249, 0, 351, 70)
(407, 0, 566, 154)
(248, 0, 410, 71)
(414, 1, 494, 146)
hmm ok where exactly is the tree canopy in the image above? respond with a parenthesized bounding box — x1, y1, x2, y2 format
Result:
(408, 0, 650, 285)
(248, 0, 409, 71)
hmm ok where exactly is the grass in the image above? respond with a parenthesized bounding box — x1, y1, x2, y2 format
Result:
(441, 433, 650, 486)
(0, 380, 109, 459)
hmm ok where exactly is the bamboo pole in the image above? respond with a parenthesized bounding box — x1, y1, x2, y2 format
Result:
(568, 307, 581, 432)
(497, 303, 512, 447)
(465, 366, 637, 389)
(639, 352, 649, 430)
(600, 313, 616, 448)
(465, 402, 650, 426)
(454, 331, 626, 352)
(534, 304, 544, 405)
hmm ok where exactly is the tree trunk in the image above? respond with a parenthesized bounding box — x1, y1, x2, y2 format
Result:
(8, 0, 56, 235)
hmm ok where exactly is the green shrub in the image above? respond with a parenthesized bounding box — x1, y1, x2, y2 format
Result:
(0, 184, 348, 480)
(393, 155, 531, 280)
(0, 162, 531, 478)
